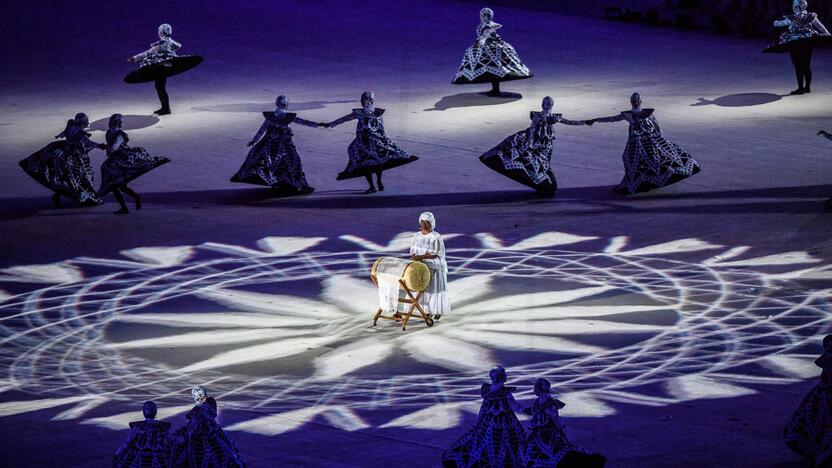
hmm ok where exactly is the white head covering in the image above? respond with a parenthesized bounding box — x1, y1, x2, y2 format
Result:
(158, 23, 172, 37)
(419, 212, 436, 231)
(191, 385, 207, 403)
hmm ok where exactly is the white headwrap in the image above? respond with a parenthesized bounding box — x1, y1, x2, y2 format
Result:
(191, 385, 207, 403)
(158, 23, 172, 37)
(419, 212, 436, 231)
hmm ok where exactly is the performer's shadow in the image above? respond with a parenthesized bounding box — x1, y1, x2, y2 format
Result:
(88, 114, 159, 131)
(192, 100, 354, 113)
(425, 92, 522, 111)
(691, 93, 783, 108)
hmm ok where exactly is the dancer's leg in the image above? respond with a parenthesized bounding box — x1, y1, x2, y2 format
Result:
(112, 187, 129, 214)
(363, 174, 376, 194)
(789, 50, 805, 94)
(803, 48, 813, 92)
(121, 185, 141, 210)
(376, 170, 384, 191)
(154, 77, 171, 114)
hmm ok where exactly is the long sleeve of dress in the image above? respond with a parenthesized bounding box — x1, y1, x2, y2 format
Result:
(133, 44, 160, 61)
(593, 113, 626, 123)
(327, 113, 358, 127)
(814, 18, 831, 35)
(108, 134, 126, 155)
(650, 115, 663, 136)
(249, 121, 268, 145)
(774, 17, 792, 27)
(558, 116, 586, 126)
(293, 116, 319, 128)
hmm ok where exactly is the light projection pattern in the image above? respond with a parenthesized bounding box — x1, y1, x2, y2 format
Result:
(0, 233, 830, 434)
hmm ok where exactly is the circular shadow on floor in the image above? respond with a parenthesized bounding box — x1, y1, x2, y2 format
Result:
(89, 115, 160, 132)
(691, 93, 782, 107)
(425, 92, 522, 111)
(191, 100, 353, 113)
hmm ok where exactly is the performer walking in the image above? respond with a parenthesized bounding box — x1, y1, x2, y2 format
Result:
(784, 334, 832, 467)
(113, 401, 172, 468)
(522, 379, 607, 467)
(232, 95, 320, 196)
(125, 23, 203, 115)
(452, 7, 532, 97)
(479, 96, 589, 196)
(821, 130, 832, 210)
(170, 386, 246, 467)
(326, 92, 418, 194)
(764, 0, 831, 95)
(443, 366, 526, 467)
(587, 93, 700, 195)
(99, 114, 170, 214)
(410, 212, 450, 320)
(19, 113, 105, 207)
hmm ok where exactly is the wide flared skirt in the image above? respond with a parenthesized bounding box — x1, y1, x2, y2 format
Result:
(231, 138, 314, 195)
(124, 56, 204, 83)
(170, 430, 245, 468)
(442, 412, 526, 467)
(336, 134, 418, 180)
(615, 134, 700, 195)
(764, 35, 832, 53)
(20, 141, 102, 205)
(99, 147, 169, 196)
(479, 130, 557, 195)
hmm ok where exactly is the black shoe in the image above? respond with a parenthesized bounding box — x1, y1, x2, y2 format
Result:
(114, 207, 129, 214)
(433, 314, 442, 321)
(378, 181, 384, 191)
(154, 108, 171, 115)
(135, 195, 142, 211)
(51, 193, 62, 208)
(789, 88, 805, 95)
(363, 187, 377, 194)
(804, 86, 811, 93)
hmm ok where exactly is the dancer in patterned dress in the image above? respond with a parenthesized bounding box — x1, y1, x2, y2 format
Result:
(764, 0, 831, 95)
(784, 334, 832, 467)
(410, 212, 450, 320)
(19, 113, 105, 207)
(99, 114, 170, 214)
(231, 95, 320, 196)
(480, 96, 589, 196)
(820, 130, 832, 210)
(443, 366, 526, 467)
(113, 401, 172, 468)
(125, 23, 203, 115)
(326, 92, 418, 194)
(522, 379, 606, 468)
(170, 386, 246, 468)
(452, 7, 532, 97)
(587, 93, 700, 195)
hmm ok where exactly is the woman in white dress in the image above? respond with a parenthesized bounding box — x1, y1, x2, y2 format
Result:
(410, 212, 450, 320)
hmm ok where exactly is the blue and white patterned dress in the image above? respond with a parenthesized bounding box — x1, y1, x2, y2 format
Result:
(330, 108, 418, 180)
(480, 112, 585, 195)
(99, 129, 169, 196)
(595, 109, 700, 194)
(113, 419, 172, 468)
(453, 20, 532, 84)
(19, 120, 103, 205)
(231, 111, 315, 194)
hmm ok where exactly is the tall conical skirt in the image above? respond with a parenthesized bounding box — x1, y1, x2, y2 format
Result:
(231, 137, 314, 195)
(452, 36, 532, 85)
(98, 146, 170, 196)
(20, 141, 102, 205)
(336, 133, 418, 180)
(124, 56, 204, 83)
(784, 384, 832, 466)
(442, 411, 526, 467)
(615, 134, 700, 195)
(479, 129, 557, 195)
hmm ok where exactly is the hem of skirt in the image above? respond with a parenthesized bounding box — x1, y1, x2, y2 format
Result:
(98, 159, 170, 196)
(616, 165, 701, 195)
(452, 73, 533, 85)
(336, 156, 419, 180)
(479, 155, 557, 195)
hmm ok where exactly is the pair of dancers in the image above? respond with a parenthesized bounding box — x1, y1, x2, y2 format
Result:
(232, 91, 418, 195)
(19, 113, 169, 214)
(442, 366, 605, 468)
(480, 93, 701, 197)
(113, 385, 245, 468)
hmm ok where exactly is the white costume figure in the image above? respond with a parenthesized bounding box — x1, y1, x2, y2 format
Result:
(410, 212, 450, 319)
